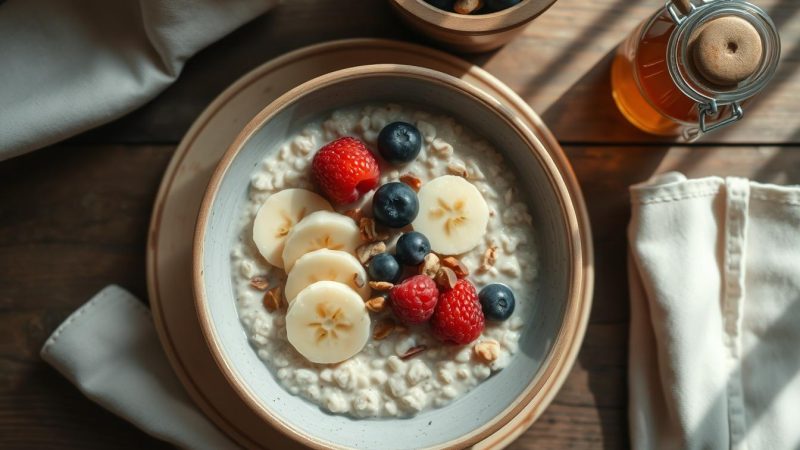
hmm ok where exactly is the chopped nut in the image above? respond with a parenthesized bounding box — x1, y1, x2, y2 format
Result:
(358, 217, 389, 242)
(262, 286, 282, 312)
(478, 245, 498, 273)
(454, 0, 483, 14)
(353, 272, 366, 289)
(399, 173, 422, 191)
(446, 162, 468, 178)
(435, 267, 458, 290)
(373, 319, 396, 340)
(400, 345, 428, 360)
(474, 339, 500, 363)
(249, 276, 269, 291)
(365, 296, 386, 313)
(440, 256, 469, 278)
(418, 253, 441, 277)
(358, 217, 375, 241)
(369, 281, 394, 291)
(343, 208, 364, 222)
(356, 241, 387, 264)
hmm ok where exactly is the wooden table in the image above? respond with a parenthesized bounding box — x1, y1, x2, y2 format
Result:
(1, 0, 798, 448)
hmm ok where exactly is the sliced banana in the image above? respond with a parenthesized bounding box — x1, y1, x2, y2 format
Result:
(252, 189, 333, 269)
(286, 281, 371, 364)
(285, 249, 370, 303)
(282, 210, 361, 271)
(412, 175, 489, 255)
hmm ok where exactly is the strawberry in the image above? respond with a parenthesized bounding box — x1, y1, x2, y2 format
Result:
(390, 275, 439, 325)
(431, 279, 484, 345)
(311, 137, 380, 204)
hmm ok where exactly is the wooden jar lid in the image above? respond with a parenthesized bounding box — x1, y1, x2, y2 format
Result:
(690, 16, 763, 86)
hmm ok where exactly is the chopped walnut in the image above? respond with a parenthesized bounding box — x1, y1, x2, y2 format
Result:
(440, 256, 469, 278)
(478, 245, 498, 273)
(249, 276, 269, 291)
(365, 296, 386, 313)
(400, 345, 428, 360)
(359, 217, 389, 242)
(399, 173, 422, 192)
(435, 267, 458, 290)
(454, 0, 483, 14)
(373, 319, 396, 340)
(262, 286, 282, 312)
(369, 281, 394, 291)
(418, 253, 441, 277)
(474, 339, 500, 363)
(356, 241, 386, 264)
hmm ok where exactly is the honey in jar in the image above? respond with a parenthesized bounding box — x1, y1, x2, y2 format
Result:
(612, 0, 780, 140)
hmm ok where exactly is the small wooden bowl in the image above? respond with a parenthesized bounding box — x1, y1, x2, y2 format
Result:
(390, 0, 558, 52)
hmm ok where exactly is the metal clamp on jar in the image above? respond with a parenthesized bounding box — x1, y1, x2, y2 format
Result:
(612, 0, 780, 140)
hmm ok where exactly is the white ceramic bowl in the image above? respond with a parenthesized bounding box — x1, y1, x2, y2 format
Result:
(194, 64, 591, 449)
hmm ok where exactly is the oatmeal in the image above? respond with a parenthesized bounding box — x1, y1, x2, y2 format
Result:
(231, 104, 537, 418)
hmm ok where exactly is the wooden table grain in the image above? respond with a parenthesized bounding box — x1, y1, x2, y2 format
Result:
(1, 0, 798, 448)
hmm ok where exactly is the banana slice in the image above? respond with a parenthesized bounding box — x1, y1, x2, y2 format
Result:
(286, 281, 371, 364)
(412, 175, 489, 255)
(282, 210, 361, 271)
(285, 249, 370, 303)
(252, 189, 333, 269)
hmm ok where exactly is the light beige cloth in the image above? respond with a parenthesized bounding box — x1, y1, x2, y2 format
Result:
(41, 286, 238, 449)
(628, 172, 800, 450)
(0, 0, 276, 160)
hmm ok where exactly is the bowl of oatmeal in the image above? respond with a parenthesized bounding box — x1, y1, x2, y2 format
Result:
(194, 64, 591, 449)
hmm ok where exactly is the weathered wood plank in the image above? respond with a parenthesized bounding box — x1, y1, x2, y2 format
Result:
(69, 0, 800, 146)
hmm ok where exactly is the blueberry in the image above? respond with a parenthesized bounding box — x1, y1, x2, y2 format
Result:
(368, 253, 402, 283)
(395, 232, 431, 266)
(485, 0, 521, 11)
(424, 0, 455, 11)
(478, 283, 516, 321)
(378, 122, 422, 165)
(372, 182, 419, 228)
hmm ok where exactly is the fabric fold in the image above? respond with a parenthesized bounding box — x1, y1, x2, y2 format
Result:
(41, 285, 237, 449)
(0, 0, 276, 160)
(628, 172, 800, 450)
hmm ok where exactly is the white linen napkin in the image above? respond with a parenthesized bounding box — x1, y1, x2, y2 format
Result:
(628, 172, 800, 450)
(40, 285, 238, 449)
(0, 0, 276, 160)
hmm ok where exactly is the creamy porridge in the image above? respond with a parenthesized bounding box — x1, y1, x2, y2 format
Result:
(230, 104, 537, 418)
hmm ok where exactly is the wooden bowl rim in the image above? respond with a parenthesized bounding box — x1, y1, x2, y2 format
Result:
(192, 63, 591, 450)
(390, 0, 558, 34)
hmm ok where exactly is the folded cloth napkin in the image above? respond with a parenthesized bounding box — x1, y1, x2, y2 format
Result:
(41, 285, 237, 449)
(628, 172, 800, 450)
(0, 0, 276, 160)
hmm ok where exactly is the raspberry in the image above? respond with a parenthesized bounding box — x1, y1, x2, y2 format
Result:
(431, 279, 484, 345)
(311, 137, 380, 204)
(389, 275, 439, 325)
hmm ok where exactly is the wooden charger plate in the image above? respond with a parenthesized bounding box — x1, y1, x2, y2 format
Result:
(146, 38, 592, 449)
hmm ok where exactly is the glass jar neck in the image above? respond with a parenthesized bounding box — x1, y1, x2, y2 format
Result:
(666, 0, 780, 106)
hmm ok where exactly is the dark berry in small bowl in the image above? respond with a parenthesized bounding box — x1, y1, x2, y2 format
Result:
(372, 182, 419, 228)
(423, 0, 456, 11)
(368, 253, 402, 283)
(485, 0, 522, 12)
(378, 122, 422, 165)
(395, 232, 431, 266)
(479, 283, 516, 321)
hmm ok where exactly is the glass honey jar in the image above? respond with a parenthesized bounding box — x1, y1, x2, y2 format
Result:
(612, 0, 780, 140)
